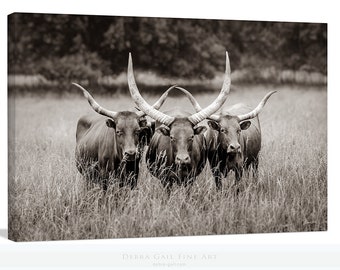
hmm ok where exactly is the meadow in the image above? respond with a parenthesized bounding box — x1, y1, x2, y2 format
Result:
(8, 84, 327, 241)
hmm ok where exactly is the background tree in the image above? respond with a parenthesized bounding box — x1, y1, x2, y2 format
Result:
(8, 13, 327, 82)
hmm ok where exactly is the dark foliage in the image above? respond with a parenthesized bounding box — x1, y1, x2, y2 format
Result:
(8, 13, 327, 81)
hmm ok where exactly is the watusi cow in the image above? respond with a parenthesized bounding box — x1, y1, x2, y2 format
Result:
(73, 83, 176, 190)
(127, 52, 231, 191)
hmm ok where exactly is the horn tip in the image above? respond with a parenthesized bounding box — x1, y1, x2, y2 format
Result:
(128, 53, 133, 71)
(225, 51, 231, 75)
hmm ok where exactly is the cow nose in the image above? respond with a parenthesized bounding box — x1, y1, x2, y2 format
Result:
(175, 154, 191, 165)
(228, 143, 241, 153)
(124, 149, 136, 157)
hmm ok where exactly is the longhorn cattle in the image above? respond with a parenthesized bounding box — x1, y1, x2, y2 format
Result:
(127, 52, 231, 190)
(205, 91, 276, 189)
(74, 83, 176, 190)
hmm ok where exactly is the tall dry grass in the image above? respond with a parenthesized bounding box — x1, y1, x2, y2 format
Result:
(8, 85, 327, 241)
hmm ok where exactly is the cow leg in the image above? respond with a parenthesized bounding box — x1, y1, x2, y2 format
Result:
(130, 162, 139, 189)
(120, 172, 137, 190)
(252, 158, 259, 178)
(213, 168, 223, 190)
(209, 151, 224, 190)
(165, 181, 173, 196)
(100, 176, 108, 191)
(129, 174, 138, 189)
(100, 170, 109, 191)
(161, 176, 175, 195)
(184, 177, 195, 196)
(124, 161, 139, 189)
(245, 158, 259, 179)
(235, 167, 243, 182)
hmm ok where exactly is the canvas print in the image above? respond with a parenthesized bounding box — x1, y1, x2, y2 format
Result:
(8, 13, 327, 241)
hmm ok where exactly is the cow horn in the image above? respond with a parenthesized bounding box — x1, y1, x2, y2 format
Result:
(174, 86, 202, 112)
(128, 53, 175, 126)
(207, 114, 221, 122)
(135, 85, 178, 117)
(237, 91, 277, 122)
(187, 51, 231, 125)
(72, 83, 118, 119)
(175, 86, 221, 121)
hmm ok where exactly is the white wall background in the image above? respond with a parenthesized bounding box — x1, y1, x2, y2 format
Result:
(1, 0, 339, 268)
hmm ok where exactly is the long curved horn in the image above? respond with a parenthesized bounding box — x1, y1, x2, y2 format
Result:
(135, 85, 178, 117)
(151, 85, 178, 110)
(175, 86, 221, 121)
(174, 86, 202, 112)
(72, 83, 118, 119)
(187, 51, 231, 125)
(207, 114, 221, 122)
(237, 91, 277, 122)
(128, 53, 175, 126)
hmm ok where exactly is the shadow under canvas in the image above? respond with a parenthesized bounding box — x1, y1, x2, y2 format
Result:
(0, 229, 8, 239)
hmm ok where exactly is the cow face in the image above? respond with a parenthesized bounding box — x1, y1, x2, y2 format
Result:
(106, 112, 151, 160)
(157, 118, 206, 166)
(208, 115, 251, 155)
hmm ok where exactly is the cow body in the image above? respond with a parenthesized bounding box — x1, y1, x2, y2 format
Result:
(76, 112, 150, 189)
(206, 104, 262, 189)
(146, 110, 207, 189)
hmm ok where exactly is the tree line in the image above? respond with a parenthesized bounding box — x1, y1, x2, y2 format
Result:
(8, 13, 327, 82)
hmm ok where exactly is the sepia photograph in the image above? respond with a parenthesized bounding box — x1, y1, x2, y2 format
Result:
(8, 13, 327, 242)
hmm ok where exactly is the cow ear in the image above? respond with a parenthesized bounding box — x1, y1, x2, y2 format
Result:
(194, 126, 207, 135)
(157, 126, 170, 136)
(208, 120, 220, 131)
(138, 117, 147, 127)
(106, 119, 116, 129)
(240, 120, 251, 130)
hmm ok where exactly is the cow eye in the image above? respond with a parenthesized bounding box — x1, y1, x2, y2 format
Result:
(188, 135, 194, 141)
(170, 135, 175, 141)
(116, 131, 123, 136)
(220, 128, 226, 133)
(237, 129, 241, 134)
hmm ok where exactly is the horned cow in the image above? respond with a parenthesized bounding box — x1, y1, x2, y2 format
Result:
(73, 83, 176, 190)
(205, 91, 276, 189)
(127, 52, 231, 191)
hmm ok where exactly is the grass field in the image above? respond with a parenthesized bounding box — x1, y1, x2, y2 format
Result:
(8, 84, 327, 241)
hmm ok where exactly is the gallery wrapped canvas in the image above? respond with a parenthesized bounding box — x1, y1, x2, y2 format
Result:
(8, 13, 327, 241)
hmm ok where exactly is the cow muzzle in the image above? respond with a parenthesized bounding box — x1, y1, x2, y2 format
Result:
(123, 149, 138, 161)
(175, 154, 191, 165)
(227, 143, 241, 154)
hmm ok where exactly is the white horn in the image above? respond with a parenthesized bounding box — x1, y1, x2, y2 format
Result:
(135, 85, 178, 117)
(174, 86, 202, 112)
(188, 51, 231, 125)
(72, 83, 118, 119)
(237, 91, 277, 122)
(128, 53, 175, 126)
(175, 86, 221, 121)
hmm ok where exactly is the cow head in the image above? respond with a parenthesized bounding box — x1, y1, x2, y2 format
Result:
(73, 83, 177, 161)
(158, 119, 207, 165)
(208, 116, 250, 155)
(207, 91, 276, 156)
(105, 111, 148, 160)
(127, 52, 231, 166)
